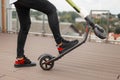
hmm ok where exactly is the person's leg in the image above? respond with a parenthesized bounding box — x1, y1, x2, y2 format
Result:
(14, 2, 31, 58)
(14, 2, 36, 67)
(17, 0, 62, 44)
(16, 0, 78, 54)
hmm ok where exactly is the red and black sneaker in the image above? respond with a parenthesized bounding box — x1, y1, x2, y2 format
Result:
(14, 56, 36, 68)
(57, 39, 79, 54)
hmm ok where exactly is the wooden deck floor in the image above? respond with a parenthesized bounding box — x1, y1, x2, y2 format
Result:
(0, 33, 120, 80)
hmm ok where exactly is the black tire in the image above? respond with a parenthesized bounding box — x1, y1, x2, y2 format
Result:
(39, 54, 54, 70)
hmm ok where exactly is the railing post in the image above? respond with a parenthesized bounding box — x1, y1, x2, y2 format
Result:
(41, 14, 46, 36)
(1, 0, 7, 33)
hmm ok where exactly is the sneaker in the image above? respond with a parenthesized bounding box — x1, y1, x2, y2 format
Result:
(61, 38, 71, 43)
(57, 39, 79, 54)
(14, 56, 36, 68)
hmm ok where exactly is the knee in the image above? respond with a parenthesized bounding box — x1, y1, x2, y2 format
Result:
(51, 6, 57, 13)
(47, 5, 57, 15)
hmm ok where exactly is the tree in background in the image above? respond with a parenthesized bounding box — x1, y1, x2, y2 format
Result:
(12, 11, 17, 18)
(58, 11, 79, 23)
(118, 13, 120, 19)
(114, 26, 120, 34)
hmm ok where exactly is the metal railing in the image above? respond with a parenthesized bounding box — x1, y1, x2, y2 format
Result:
(6, 8, 120, 44)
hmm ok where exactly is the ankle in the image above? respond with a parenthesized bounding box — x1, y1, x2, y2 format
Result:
(17, 57, 24, 60)
(57, 42, 63, 47)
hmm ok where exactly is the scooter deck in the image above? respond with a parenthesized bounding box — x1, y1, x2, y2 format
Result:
(54, 41, 84, 60)
(47, 31, 89, 63)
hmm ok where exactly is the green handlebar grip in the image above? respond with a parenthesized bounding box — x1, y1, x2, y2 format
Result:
(66, 0, 80, 13)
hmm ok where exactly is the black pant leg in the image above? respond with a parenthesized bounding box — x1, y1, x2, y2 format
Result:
(17, 0, 62, 44)
(14, 2, 31, 58)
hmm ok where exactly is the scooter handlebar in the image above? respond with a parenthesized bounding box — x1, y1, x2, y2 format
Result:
(66, 0, 80, 13)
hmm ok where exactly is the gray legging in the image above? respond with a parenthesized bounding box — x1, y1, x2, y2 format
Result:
(14, 0, 62, 58)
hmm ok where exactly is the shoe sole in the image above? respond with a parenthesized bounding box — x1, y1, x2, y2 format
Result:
(14, 62, 36, 68)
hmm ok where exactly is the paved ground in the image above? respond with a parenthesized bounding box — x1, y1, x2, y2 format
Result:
(0, 33, 120, 80)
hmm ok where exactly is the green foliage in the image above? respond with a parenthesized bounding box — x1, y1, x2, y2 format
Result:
(74, 22, 87, 34)
(118, 13, 120, 19)
(12, 10, 43, 20)
(30, 10, 42, 16)
(114, 26, 120, 34)
(30, 10, 43, 20)
(108, 27, 115, 33)
(12, 10, 79, 22)
(12, 11, 17, 18)
(58, 11, 79, 23)
(12, 10, 119, 34)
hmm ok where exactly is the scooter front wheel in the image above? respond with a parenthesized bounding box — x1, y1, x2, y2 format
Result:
(39, 54, 54, 70)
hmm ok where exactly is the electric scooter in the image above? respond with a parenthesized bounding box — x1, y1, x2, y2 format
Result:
(38, 0, 107, 70)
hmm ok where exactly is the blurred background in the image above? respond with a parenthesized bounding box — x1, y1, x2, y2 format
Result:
(0, 0, 120, 44)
